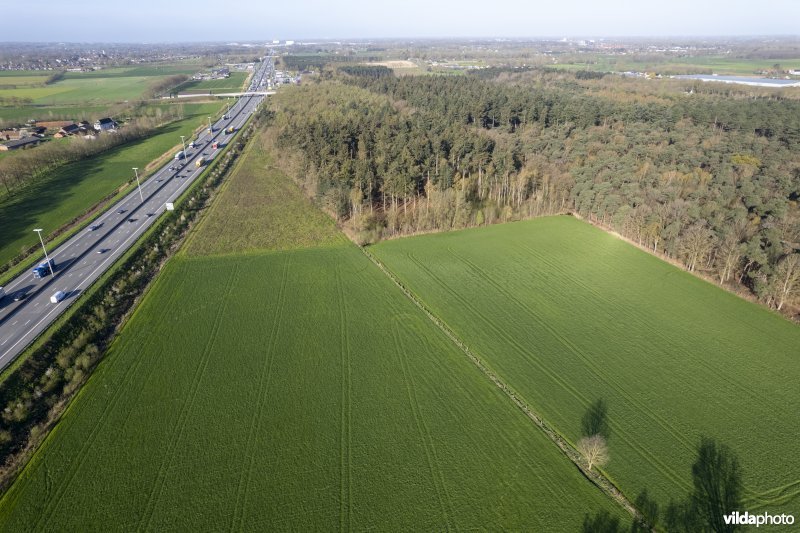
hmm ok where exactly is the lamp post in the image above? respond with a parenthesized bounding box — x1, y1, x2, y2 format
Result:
(132, 167, 143, 202)
(180, 135, 187, 163)
(207, 116, 212, 132)
(33, 228, 54, 276)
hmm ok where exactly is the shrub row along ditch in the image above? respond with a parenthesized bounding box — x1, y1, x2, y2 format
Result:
(0, 105, 269, 492)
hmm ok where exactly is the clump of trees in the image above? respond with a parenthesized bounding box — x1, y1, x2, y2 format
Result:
(270, 69, 800, 316)
(149, 74, 190, 97)
(44, 71, 66, 85)
(338, 65, 393, 79)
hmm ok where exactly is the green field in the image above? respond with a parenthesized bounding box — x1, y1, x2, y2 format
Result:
(0, 138, 623, 530)
(0, 101, 224, 267)
(371, 217, 800, 511)
(184, 134, 344, 256)
(0, 105, 110, 125)
(0, 64, 206, 106)
(175, 72, 249, 95)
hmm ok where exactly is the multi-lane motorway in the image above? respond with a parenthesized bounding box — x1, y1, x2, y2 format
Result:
(0, 56, 274, 370)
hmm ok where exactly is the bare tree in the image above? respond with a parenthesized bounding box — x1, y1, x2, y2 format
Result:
(578, 435, 609, 472)
(771, 254, 800, 311)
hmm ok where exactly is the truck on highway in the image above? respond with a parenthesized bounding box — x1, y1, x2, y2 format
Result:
(32, 258, 56, 279)
(50, 291, 65, 304)
(174, 150, 185, 160)
(195, 157, 206, 168)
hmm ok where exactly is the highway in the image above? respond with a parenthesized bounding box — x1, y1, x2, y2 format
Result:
(0, 56, 274, 370)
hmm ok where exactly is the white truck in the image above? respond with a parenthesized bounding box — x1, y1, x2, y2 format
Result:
(50, 291, 65, 304)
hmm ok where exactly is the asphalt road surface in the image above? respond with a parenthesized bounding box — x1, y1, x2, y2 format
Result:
(0, 56, 274, 370)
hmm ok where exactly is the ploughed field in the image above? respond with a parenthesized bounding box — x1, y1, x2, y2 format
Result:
(0, 137, 622, 530)
(372, 216, 800, 510)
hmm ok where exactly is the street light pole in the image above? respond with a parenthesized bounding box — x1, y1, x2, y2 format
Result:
(180, 135, 187, 163)
(33, 228, 54, 276)
(207, 116, 212, 132)
(132, 167, 144, 202)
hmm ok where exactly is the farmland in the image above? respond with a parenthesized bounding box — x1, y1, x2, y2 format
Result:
(0, 135, 623, 530)
(0, 65, 202, 106)
(174, 72, 249, 95)
(371, 216, 800, 509)
(0, 101, 224, 267)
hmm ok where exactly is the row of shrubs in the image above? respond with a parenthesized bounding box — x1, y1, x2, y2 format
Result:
(0, 105, 269, 491)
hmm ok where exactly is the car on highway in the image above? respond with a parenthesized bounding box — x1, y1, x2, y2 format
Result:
(117, 209, 126, 214)
(50, 291, 66, 304)
(127, 218, 137, 223)
(96, 248, 107, 254)
(13, 292, 27, 302)
(88, 224, 99, 231)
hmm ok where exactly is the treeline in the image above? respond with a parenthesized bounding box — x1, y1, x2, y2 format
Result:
(0, 96, 33, 108)
(44, 71, 66, 85)
(279, 54, 381, 71)
(272, 72, 799, 315)
(0, 121, 150, 197)
(149, 73, 189, 97)
(0, 108, 186, 198)
(337, 65, 393, 79)
(0, 107, 267, 489)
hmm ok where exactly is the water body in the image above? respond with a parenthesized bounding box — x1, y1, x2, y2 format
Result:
(673, 74, 800, 88)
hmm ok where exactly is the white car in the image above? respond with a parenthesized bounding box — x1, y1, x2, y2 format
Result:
(50, 291, 66, 304)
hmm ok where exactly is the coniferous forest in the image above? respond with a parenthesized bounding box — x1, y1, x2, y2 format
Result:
(271, 66, 800, 316)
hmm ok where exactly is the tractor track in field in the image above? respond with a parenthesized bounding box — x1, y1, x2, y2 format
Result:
(139, 264, 241, 531)
(335, 263, 353, 532)
(231, 254, 292, 530)
(360, 246, 640, 521)
(391, 320, 455, 531)
(31, 265, 191, 529)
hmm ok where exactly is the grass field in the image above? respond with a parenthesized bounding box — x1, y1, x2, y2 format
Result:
(0, 134, 623, 530)
(184, 134, 344, 256)
(0, 63, 207, 106)
(371, 217, 800, 511)
(174, 72, 249, 95)
(0, 102, 224, 267)
(0, 105, 110, 125)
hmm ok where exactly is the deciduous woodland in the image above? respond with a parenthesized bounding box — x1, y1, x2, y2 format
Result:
(271, 67, 799, 315)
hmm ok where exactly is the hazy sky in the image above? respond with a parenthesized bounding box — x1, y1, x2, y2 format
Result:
(4, 0, 798, 42)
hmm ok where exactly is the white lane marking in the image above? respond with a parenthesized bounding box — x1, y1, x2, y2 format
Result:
(0, 211, 156, 365)
(24, 320, 30, 326)
(0, 89, 260, 351)
(11, 321, 17, 326)
(0, 338, 7, 346)
(33, 302, 39, 307)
